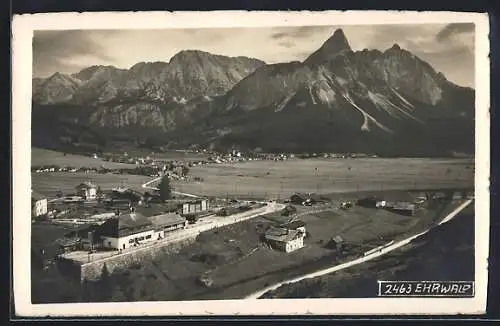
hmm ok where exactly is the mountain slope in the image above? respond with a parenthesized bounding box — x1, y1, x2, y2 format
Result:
(168, 31, 474, 155)
(32, 29, 474, 156)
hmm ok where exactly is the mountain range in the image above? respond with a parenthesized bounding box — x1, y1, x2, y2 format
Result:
(32, 29, 475, 156)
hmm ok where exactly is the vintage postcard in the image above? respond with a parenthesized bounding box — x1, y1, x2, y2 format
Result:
(12, 10, 490, 317)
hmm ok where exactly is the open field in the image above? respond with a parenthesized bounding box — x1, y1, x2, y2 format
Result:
(31, 172, 151, 198)
(173, 158, 474, 199)
(67, 194, 463, 302)
(32, 147, 137, 169)
(263, 204, 475, 298)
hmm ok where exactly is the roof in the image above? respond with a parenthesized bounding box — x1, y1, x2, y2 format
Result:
(97, 212, 152, 238)
(386, 201, 415, 210)
(332, 235, 344, 243)
(76, 181, 97, 189)
(149, 213, 186, 228)
(184, 199, 208, 205)
(31, 191, 46, 201)
(265, 227, 301, 243)
(281, 220, 306, 229)
(391, 202, 416, 210)
(56, 238, 81, 247)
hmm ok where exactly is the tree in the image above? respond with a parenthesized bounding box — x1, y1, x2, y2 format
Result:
(182, 166, 190, 176)
(158, 175, 172, 201)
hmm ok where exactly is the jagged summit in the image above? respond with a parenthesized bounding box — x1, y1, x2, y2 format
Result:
(390, 43, 401, 51)
(304, 28, 352, 66)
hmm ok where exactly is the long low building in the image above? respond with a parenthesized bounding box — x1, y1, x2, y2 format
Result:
(95, 212, 187, 251)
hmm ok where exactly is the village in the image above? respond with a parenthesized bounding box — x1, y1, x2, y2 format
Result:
(31, 149, 382, 178)
(31, 166, 473, 279)
(29, 144, 475, 303)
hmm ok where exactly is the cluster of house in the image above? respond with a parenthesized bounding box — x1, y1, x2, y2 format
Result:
(57, 198, 213, 252)
(297, 153, 378, 159)
(208, 151, 296, 164)
(32, 165, 100, 174)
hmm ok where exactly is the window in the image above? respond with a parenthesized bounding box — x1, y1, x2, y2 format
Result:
(146, 235, 152, 239)
(129, 239, 135, 244)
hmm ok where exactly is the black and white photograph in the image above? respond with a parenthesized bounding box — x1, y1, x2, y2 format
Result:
(12, 11, 490, 316)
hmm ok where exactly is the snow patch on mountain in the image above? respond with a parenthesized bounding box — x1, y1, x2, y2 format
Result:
(343, 93, 394, 134)
(275, 93, 296, 112)
(390, 87, 415, 110)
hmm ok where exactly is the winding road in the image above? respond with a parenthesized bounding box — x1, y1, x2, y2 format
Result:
(244, 198, 473, 299)
(142, 175, 201, 198)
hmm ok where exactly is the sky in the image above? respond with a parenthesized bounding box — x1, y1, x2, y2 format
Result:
(33, 23, 475, 88)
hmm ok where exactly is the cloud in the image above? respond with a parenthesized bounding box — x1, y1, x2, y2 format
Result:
(436, 23, 475, 42)
(32, 25, 475, 88)
(270, 26, 333, 40)
(33, 30, 115, 77)
(278, 40, 296, 48)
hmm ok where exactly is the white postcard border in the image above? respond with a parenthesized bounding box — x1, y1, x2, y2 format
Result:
(12, 10, 490, 317)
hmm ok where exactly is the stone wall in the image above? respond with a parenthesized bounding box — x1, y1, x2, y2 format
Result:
(80, 235, 197, 281)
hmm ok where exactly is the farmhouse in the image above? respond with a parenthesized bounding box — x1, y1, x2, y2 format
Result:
(181, 199, 210, 216)
(264, 226, 304, 253)
(75, 182, 98, 200)
(96, 211, 187, 250)
(31, 191, 48, 217)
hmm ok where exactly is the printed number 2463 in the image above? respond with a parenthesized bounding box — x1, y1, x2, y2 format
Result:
(384, 283, 412, 295)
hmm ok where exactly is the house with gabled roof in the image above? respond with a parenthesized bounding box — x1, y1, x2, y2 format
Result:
(31, 190, 48, 217)
(264, 226, 304, 253)
(96, 211, 187, 250)
(75, 181, 98, 200)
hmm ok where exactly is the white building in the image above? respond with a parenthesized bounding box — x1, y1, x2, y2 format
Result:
(264, 227, 305, 253)
(75, 182, 98, 200)
(96, 212, 187, 250)
(31, 191, 48, 217)
(181, 199, 210, 216)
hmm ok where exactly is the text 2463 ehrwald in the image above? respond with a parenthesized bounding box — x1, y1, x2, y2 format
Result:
(378, 281, 475, 297)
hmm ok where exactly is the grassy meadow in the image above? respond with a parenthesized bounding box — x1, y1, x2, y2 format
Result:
(172, 158, 474, 199)
(31, 172, 151, 198)
(31, 148, 137, 169)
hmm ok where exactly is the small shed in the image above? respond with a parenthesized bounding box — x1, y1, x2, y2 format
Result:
(356, 196, 381, 208)
(386, 202, 416, 216)
(327, 235, 345, 250)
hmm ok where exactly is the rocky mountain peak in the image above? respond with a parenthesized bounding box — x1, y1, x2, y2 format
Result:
(72, 65, 121, 81)
(390, 43, 401, 51)
(304, 28, 352, 66)
(330, 28, 351, 49)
